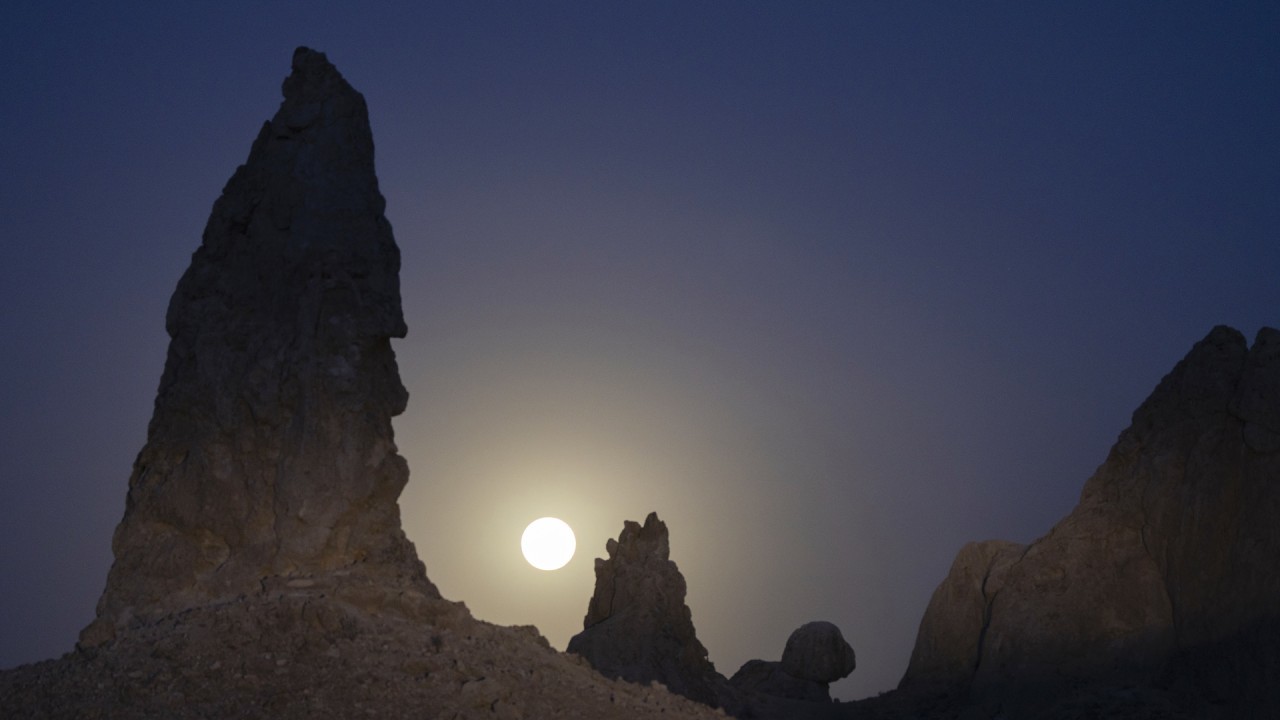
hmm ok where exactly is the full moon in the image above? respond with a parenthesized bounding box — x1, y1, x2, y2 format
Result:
(521, 517, 576, 571)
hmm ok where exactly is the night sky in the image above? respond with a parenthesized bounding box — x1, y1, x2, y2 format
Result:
(2, 2, 1277, 700)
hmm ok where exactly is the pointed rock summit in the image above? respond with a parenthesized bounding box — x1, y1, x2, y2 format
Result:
(569, 514, 867, 718)
(568, 513, 732, 708)
(82, 48, 433, 646)
(901, 325, 1280, 715)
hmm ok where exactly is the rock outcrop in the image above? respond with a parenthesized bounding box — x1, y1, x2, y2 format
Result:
(730, 659, 832, 703)
(570, 515, 869, 717)
(1, 48, 726, 720)
(728, 621, 855, 704)
(10, 45, 1276, 720)
(901, 325, 1280, 715)
(782, 621, 856, 685)
(81, 47, 432, 647)
(567, 512, 733, 709)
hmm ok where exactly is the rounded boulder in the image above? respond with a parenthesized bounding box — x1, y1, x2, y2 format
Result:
(780, 621, 856, 683)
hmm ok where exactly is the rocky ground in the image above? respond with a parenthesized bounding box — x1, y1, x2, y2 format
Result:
(0, 619, 1255, 720)
(5, 580, 1247, 720)
(1, 583, 724, 720)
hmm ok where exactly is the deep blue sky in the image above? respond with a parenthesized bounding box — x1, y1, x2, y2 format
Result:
(2, 1, 1277, 699)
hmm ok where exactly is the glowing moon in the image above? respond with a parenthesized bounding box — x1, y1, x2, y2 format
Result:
(521, 517, 576, 570)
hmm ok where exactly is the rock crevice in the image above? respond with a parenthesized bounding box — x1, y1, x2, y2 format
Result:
(901, 325, 1280, 714)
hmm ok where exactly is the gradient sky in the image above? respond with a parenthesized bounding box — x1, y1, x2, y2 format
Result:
(2, 1, 1277, 700)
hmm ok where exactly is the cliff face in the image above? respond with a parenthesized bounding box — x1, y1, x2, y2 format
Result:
(82, 48, 432, 646)
(902, 326, 1280, 710)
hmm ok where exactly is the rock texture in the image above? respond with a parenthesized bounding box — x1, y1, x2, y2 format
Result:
(567, 512, 733, 709)
(81, 47, 431, 647)
(897, 540, 1025, 693)
(901, 325, 1280, 715)
(2, 587, 723, 720)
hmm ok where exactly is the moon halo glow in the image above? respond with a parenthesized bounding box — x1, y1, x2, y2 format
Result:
(520, 517, 576, 571)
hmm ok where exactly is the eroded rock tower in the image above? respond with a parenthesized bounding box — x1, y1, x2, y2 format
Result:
(82, 48, 433, 646)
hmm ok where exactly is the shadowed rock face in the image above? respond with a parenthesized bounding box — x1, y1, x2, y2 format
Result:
(568, 512, 732, 709)
(1, 49, 727, 720)
(570, 514, 867, 718)
(901, 325, 1280, 712)
(729, 660, 831, 703)
(781, 621, 856, 684)
(900, 539, 1025, 691)
(82, 47, 433, 646)
(728, 622, 855, 705)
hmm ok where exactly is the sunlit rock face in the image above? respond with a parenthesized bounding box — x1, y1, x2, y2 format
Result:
(568, 512, 733, 709)
(82, 47, 433, 646)
(902, 325, 1280, 713)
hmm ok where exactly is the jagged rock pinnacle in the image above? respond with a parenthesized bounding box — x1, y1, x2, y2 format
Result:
(568, 512, 733, 709)
(82, 48, 433, 646)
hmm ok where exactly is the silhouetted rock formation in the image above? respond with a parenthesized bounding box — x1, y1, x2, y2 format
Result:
(568, 512, 735, 709)
(730, 659, 832, 703)
(729, 622, 855, 704)
(81, 48, 433, 648)
(569, 515, 863, 718)
(782, 621, 856, 685)
(0, 49, 727, 720)
(6, 45, 1275, 720)
(901, 325, 1280, 716)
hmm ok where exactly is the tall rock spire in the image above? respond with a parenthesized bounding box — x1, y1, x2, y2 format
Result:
(83, 48, 432, 645)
